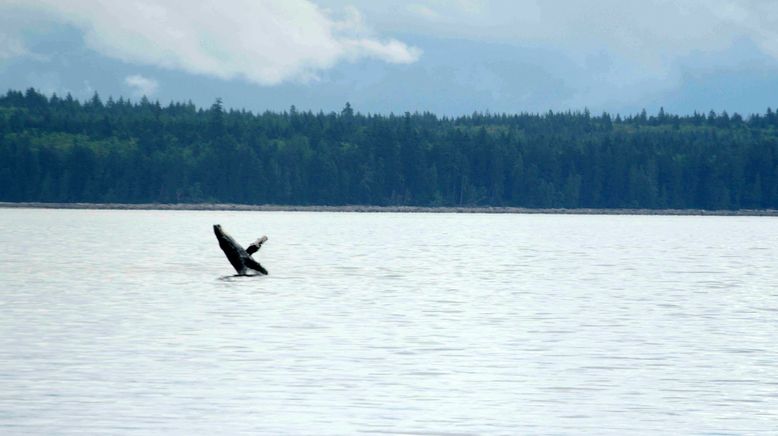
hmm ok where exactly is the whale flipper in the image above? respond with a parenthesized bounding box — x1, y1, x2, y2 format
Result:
(213, 224, 268, 275)
(246, 236, 268, 255)
(243, 256, 268, 275)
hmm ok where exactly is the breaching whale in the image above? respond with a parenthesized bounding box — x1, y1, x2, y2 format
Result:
(213, 224, 268, 275)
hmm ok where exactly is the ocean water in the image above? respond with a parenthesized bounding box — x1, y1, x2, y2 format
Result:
(1, 208, 777, 434)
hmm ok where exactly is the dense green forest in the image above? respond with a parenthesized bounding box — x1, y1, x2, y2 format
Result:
(1, 88, 778, 209)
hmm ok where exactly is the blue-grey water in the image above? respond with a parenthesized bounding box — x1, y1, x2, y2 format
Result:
(1, 209, 777, 434)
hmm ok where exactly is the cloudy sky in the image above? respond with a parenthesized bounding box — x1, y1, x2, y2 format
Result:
(1, 0, 777, 116)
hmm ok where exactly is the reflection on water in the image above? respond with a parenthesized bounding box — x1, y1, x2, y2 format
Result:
(218, 274, 268, 281)
(1, 209, 777, 434)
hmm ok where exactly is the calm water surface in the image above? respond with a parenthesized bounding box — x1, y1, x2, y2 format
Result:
(1, 209, 777, 434)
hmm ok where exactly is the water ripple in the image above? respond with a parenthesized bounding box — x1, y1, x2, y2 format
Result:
(0, 210, 777, 434)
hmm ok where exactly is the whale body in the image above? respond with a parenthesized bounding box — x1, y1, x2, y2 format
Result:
(213, 224, 268, 275)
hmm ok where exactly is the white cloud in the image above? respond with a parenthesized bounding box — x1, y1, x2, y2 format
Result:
(125, 74, 159, 97)
(0, 32, 28, 61)
(406, 4, 441, 21)
(2, 0, 420, 85)
(344, 39, 422, 64)
(340, 0, 778, 64)
(321, 0, 778, 109)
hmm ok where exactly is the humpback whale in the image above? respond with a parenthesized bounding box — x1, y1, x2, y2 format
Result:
(213, 224, 268, 275)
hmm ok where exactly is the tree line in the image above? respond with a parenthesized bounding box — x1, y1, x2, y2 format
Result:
(1, 87, 777, 209)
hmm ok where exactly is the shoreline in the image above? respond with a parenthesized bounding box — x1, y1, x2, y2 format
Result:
(1, 202, 777, 216)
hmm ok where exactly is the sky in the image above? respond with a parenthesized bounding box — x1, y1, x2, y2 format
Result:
(1, 0, 778, 116)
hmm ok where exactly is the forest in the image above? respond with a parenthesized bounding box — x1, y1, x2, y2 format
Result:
(1, 87, 778, 209)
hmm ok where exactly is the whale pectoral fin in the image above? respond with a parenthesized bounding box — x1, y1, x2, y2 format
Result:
(244, 257, 268, 275)
(246, 236, 268, 254)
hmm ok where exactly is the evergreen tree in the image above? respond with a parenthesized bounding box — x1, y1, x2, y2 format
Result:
(0, 88, 776, 210)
